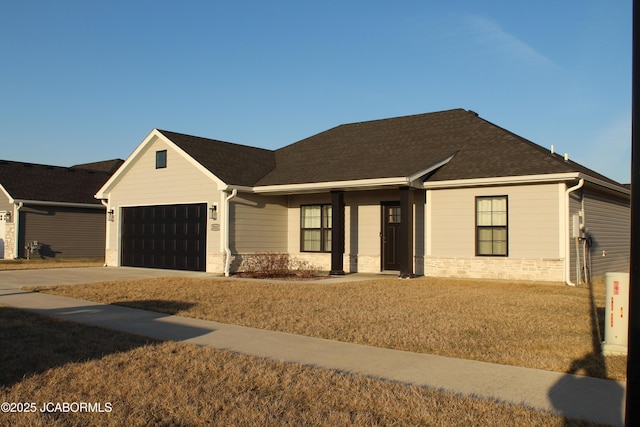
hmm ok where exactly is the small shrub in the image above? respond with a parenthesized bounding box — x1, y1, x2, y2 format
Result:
(240, 253, 320, 279)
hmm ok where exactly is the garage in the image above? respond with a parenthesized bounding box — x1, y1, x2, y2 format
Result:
(121, 203, 207, 271)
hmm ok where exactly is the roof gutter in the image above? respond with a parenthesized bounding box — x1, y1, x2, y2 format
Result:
(565, 178, 584, 286)
(12, 199, 105, 209)
(577, 173, 631, 195)
(423, 172, 581, 189)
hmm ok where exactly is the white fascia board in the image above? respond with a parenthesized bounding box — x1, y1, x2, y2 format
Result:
(13, 199, 105, 209)
(422, 172, 581, 189)
(252, 177, 413, 194)
(251, 156, 455, 195)
(95, 129, 227, 199)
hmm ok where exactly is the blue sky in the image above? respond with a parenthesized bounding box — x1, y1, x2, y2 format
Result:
(1, 1, 632, 183)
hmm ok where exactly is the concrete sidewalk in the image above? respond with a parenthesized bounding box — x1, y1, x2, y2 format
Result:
(0, 267, 626, 426)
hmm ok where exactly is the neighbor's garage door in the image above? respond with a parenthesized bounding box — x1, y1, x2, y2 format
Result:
(121, 203, 207, 271)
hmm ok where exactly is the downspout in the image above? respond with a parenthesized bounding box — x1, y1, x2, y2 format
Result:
(14, 202, 23, 259)
(565, 178, 584, 286)
(224, 189, 238, 277)
(100, 200, 109, 267)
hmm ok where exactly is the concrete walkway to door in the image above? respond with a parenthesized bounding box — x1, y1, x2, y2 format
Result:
(0, 267, 626, 426)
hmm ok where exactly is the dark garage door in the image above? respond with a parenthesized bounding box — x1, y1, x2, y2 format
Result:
(121, 203, 207, 271)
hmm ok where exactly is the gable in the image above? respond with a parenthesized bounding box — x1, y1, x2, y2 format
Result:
(99, 132, 222, 206)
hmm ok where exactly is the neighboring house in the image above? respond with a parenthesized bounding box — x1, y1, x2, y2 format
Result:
(95, 109, 630, 283)
(0, 159, 123, 259)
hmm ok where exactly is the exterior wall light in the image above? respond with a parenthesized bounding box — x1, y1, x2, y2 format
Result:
(209, 204, 217, 220)
(4, 211, 11, 223)
(107, 209, 115, 222)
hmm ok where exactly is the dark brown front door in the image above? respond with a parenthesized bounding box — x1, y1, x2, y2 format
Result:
(382, 202, 401, 271)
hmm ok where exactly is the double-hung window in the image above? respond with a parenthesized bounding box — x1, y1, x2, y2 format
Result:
(476, 196, 508, 256)
(301, 205, 332, 252)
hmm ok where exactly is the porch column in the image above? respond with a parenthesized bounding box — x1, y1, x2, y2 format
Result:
(399, 186, 414, 278)
(330, 190, 345, 275)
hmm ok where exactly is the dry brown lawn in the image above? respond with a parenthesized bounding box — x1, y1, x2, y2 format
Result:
(0, 258, 103, 271)
(0, 307, 602, 426)
(30, 275, 627, 382)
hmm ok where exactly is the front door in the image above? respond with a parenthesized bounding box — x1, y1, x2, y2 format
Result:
(381, 202, 401, 271)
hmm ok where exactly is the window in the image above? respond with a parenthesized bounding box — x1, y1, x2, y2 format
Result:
(476, 196, 508, 256)
(156, 150, 167, 169)
(387, 206, 401, 223)
(301, 204, 331, 252)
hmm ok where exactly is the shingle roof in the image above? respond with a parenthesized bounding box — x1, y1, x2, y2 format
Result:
(157, 130, 276, 187)
(0, 160, 114, 205)
(257, 109, 622, 186)
(157, 109, 623, 189)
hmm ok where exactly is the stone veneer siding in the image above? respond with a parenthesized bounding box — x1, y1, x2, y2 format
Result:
(3, 222, 16, 259)
(424, 256, 564, 282)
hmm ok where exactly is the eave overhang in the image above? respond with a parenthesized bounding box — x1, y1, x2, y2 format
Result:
(248, 154, 456, 195)
(422, 172, 629, 196)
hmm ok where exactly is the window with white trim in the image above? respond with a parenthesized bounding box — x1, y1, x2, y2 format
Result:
(301, 205, 332, 252)
(476, 196, 508, 256)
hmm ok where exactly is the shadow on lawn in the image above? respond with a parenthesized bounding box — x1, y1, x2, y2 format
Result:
(0, 307, 158, 388)
(548, 281, 625, 427)
(113, 299, 196, 315)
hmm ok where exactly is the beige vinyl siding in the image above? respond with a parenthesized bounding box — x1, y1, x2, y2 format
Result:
(584, 190, 630, 278)
(429, 184, 561, 258)
(109, 138, 219, 207)
(0, 194, 11, 213)
(230, 192, 288, 252)
(19, 205, 105, 258)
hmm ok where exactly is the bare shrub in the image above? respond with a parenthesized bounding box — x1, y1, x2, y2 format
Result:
(240, 252, 320, 278)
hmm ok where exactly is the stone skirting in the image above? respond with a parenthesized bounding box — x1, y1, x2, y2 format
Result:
(3, 222, 16, 259)
(424, 256, 564, 282)
(348, 254, 380, 273)
(105, 249, 118, 266)
(207, 253, 226, 274)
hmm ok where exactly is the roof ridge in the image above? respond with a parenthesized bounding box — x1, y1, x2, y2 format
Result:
(336, 108, 468, 128)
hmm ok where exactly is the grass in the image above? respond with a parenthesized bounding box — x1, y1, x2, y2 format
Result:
(0, 307, 603, 426)
(0, 258, 104, 271)
(29, 276, 627, 382)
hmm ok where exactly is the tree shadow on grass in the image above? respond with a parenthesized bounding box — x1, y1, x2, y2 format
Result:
(113, 299, 196, 315)
(548, 281, 625, 426)
(0, 307, 159, 388)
